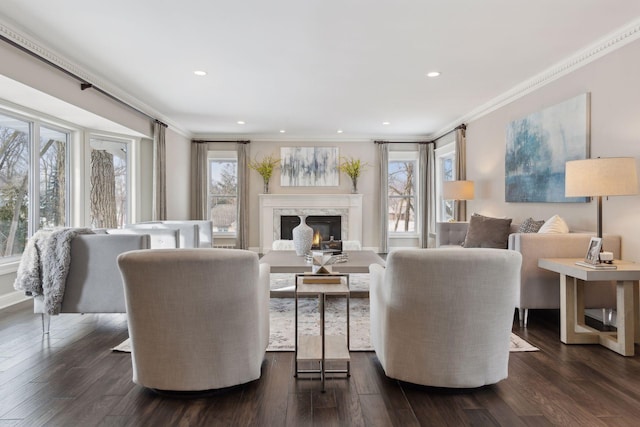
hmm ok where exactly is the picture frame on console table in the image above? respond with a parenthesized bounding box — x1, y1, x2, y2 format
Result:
(575, 237, 616, 269)
(584, 237, 602, 265)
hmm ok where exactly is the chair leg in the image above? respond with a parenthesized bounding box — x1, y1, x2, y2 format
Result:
(518, 308, 529, 327)
(41, 313, 50, 334)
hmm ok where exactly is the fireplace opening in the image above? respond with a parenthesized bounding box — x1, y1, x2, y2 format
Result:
(281, 216, 341, 242)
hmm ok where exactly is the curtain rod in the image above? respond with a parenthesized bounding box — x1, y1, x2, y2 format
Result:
(0, 34, 166, 126)
(192, 139, 251, 144)
(374, 124, 467, 145)
(432, 123, 467, 142)
(373, 140, 433, 144)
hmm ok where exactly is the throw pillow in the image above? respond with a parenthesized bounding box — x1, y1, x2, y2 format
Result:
(517, 217, 545, 233)
(463, 214, 513, 249)
(538, 214, 569, 234)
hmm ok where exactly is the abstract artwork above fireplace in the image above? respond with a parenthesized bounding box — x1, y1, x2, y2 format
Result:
(280, 146, 339, 187)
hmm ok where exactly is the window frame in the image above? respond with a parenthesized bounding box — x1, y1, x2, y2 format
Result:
(207, 150, 238, 238)
(0, 107, 72, 263)
(86, 133, 136, 229)
(435, 141, 456, 222)
(388, 149, 419, 237)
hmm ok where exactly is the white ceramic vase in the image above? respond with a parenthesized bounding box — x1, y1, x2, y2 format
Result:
(292, 215, 313, 256)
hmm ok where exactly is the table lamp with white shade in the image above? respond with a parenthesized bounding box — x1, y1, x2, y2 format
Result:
(565, 157, 639, 239)
(442, 180, 474, 221)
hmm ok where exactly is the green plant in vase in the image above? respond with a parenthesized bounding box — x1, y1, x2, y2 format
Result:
(339, 156, 369, 193)
(249, 154, 280, 193)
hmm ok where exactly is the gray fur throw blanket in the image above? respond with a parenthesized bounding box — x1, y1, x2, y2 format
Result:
(14, 228, 94, 315)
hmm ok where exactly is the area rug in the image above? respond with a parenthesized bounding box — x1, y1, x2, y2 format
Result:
(112, 296, 538, 353)
(113, 273, 538, 353)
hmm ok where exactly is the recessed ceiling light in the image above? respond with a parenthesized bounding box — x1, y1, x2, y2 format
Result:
(279, 129, 286, 133)
(194, 70, 207, 76)
(426, 71, 441, 78)
(382, 121, 390, 126)
(237, 120, 245, 125)
(337, 129, 344, 134)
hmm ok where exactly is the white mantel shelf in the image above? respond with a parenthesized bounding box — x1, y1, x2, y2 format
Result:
(258, 193, 363, 254)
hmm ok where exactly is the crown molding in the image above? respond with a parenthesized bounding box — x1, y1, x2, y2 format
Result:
(0, 18, 191, 138)
(192, 132, 429, 143)
(431, 18, 640, 140)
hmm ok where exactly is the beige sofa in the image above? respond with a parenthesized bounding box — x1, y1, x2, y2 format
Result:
(436, 221, 620, 326)
(509, 232, 619, 326)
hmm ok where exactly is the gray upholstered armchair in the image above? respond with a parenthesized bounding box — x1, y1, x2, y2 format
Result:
(117, 248, 270, 392)
(370, 248, 522, 388)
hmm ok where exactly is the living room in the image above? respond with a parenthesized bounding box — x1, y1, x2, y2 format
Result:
(2, 2, 640, 425)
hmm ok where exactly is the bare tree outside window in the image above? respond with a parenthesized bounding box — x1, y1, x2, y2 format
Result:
(0, 119, 29, 257)
(388, 160, 416, 232)
(39, 127, 67, 229)
(441, 155, 454, 221)
(0, 115, 70, 259)
(90, 138, 128, 229)
(209, 159, 238, 232)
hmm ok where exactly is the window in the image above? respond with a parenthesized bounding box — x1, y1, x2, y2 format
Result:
(40, 127, 68, 229)
(89, 137, 130, 228)
(388, 151, 417, 233)
(435, 142, 456, 222)
(0, 111, 70, 259)
(208, 151, 238, 234)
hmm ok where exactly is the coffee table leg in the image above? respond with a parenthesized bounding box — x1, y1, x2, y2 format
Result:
(321, 292, 325, 392)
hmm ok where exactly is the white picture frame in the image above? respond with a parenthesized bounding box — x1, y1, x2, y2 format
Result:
(584, 237, 602, 265)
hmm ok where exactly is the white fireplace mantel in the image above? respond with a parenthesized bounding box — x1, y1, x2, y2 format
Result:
(258, 194, 363, 253)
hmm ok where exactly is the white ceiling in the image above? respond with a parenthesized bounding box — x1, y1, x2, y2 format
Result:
(1, 1, 640, 140)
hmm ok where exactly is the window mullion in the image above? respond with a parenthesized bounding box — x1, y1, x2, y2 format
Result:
(29, 122, 40, 235)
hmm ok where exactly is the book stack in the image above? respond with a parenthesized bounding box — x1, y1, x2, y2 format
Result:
(575, 261, 617, 270)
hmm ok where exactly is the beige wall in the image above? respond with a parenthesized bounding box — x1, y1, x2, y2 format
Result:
(165, 128, 191, 219)
(0, 42, 153, 138)
(246, 140, 380, 250)
(466, 38, 640, 261)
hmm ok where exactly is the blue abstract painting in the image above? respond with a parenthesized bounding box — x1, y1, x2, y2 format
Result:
(280, 147, 339, 187)
(505, 93, 589, 203)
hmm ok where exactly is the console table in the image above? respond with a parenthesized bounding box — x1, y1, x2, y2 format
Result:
(294, 273, 350, 392)
(538, 258, 640, 356)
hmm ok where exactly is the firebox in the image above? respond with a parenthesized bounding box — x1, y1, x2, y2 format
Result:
(280, 215, 341, 242)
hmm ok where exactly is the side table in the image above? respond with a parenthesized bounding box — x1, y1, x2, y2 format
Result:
(294, 273, 350, 392)
(538, 258, 640, 356)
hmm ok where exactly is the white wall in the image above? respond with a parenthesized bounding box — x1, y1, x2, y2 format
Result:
(467, 38, 640, 261)
(246, 140, 380, 250)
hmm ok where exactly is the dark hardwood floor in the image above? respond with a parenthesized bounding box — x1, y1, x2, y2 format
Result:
(1, 300, 640, 426)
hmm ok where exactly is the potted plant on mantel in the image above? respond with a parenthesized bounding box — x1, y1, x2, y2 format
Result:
(249, 154, 280, 194)
(339, 156, 369, 193)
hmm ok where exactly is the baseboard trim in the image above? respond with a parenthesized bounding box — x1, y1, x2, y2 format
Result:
(0, 290, 30, 310)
